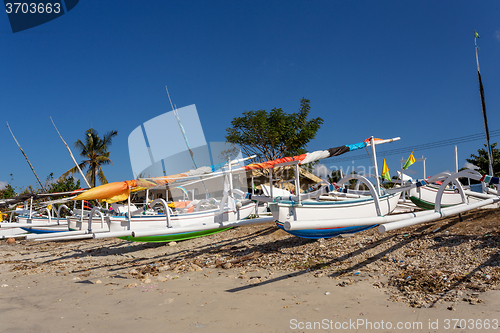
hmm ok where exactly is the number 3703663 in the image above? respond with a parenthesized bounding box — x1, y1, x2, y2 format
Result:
(444, 319, 499, 330)
(5, 3, 61, 14)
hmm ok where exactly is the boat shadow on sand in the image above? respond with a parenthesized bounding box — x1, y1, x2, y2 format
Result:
(22, 211, 500, 305)
(59, 225, 281, 273)
(225, 217, 500, 300)
(225, 224, 435, 293)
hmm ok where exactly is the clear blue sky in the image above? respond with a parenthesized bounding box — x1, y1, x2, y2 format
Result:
(1, 1, 500, 191)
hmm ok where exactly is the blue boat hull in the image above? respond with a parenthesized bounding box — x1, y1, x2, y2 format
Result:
(20, 227, 69, 234)
(275, 221, 376, 239)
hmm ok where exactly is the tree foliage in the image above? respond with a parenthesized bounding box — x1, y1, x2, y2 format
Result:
(225, 98, 323, 163)
(0, 174, 16, 199)
(465, 142, 500, 175)
(327, 170, 342, 184)
(0, 184, 15, 199)
(47, 173, 81, 194)
(60, 128, 118, 187)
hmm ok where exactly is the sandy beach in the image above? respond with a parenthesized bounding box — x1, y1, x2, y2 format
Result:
(2, 209, 500, 332)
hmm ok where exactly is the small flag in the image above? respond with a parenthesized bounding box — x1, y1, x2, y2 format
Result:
(382, 159, 391, 181)
(475, 30, 480, 38)
(403, 150, 415, 170)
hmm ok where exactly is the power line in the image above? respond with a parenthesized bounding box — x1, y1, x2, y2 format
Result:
(325, 130, 500, 163)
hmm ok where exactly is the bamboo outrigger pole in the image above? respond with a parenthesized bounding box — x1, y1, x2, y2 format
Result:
(6, 122, 46, 193)
(474, 30, 494, 176)
(50, 117, 92, 188)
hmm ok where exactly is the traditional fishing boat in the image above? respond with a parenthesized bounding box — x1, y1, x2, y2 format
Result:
(103, 198, 257, 243)
(284, 170, 500, 234)
(272, 190, 401, 238)
(65, 183, 259, 243)
(238, 136, 403, 238)
(0, 191, 84, 235)
(26, 156, 269, 242)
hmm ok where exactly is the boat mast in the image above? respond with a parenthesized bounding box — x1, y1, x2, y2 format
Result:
(165, 86, 198, 169)
(475, 30, 494, 176)
(50, 117, 92, 188)
(165, 86, 209, 198)
(368, 137, 381, 196)
(6, 122, 46, 193)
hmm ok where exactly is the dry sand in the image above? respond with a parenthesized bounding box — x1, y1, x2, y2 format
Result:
(2, 208, 500, 332)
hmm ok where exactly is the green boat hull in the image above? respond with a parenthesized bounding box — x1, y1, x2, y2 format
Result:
(409, 196, 455, 210)
(117, 227, 232, 243)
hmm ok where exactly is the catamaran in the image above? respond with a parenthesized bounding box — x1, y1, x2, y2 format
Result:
(238, 137, 402, 238)
(0, 190, 85, 237)
(25, 156, 273, 242)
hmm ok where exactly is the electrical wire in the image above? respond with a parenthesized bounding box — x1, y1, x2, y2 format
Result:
(325, 130, 500, 163)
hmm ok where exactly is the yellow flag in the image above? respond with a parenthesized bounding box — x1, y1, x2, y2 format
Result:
(382, 158, 391, 181)
(403, 150, 415, 170)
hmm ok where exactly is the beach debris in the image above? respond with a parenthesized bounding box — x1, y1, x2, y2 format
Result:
(188, 264, 203, 272)
(7, 238, 15, 245)
(159, 298, 174, 305)
(337, 280, 353, 287)
(189, 323, 205, 327)
(157, 265, 169, 272)
(1, 284, 8, 288)
(156, 275, 169, 282)
(463, 296, 484, 305)
(140, 284, 157, 292)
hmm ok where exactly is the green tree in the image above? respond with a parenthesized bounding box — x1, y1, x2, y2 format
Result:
(225, 98, 323, 163)
(60, 128, 118, 187)
(0, 174, 16, 199)
(46, 173, 82, 212)
(327, 170, 343, 184)
(20, 185, 37, 195)
(465, 143, 500, 176)
(0, 184, 15, 199)
(48, 174, 82, 194)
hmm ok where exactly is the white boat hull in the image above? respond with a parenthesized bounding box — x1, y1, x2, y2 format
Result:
(106, 201, 256, 232)
(8, 215, 70, 234)
(67, 201, 257, 238)
(270, 192, 401, 222)
(409, 185, 464, 210)
(270, 192, 401, 239)
(0, 227, 27, 237)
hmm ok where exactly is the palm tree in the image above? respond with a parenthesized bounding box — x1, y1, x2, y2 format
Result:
(60, 128, 118, 187)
